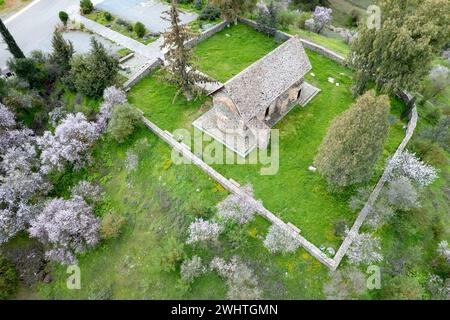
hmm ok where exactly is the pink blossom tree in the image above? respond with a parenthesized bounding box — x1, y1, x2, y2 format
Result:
(38, 113, 100, 173)
(29, 196, 100, 264)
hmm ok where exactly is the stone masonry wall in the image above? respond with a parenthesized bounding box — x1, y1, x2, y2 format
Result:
(238, 17, 347, 66)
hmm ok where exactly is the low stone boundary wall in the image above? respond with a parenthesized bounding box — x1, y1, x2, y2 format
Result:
(130, 19, 418, 271)
(141, 116, 336, 269)
(238, 17, 346, 66)
(185, 21, 230, 49)
(332, 91, 418, 270)
(123, 58, 163, 91)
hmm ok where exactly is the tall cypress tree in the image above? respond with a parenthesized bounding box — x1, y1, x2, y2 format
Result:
(0, 18, 25, 59)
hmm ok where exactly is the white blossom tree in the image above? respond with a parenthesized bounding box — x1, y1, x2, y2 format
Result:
(345, 230, 383, 265)
(0, 107, 48, 243)
(210, 256, 261, 300)
(306, 6, 332, 33)
(38, 113, 100, 173)
(29, 196, 100, 264)
(324, 267, 366, 300)
(0, 128, 35, 155)
(70, 180, 103, 204)
(186, 218, 223, 245)
(263, 224, 300, 254)
(385, 176, 420, 211)
(389, 151, 438, 188)
(216, 184, 258, 225)
(0, 204, 39, 243)
(437, 240, 450, 264)
(0, 104, 15, 133)
(180, 255, 205, 284)
(96, 86, 127, 133)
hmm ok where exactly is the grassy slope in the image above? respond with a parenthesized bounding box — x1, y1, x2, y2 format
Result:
(16, 13, 445, 302)
(37, 107, 328, 300)
(130, 23, 405, 248)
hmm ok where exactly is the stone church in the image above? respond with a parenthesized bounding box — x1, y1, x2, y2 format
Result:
(193, 36, 320, 157)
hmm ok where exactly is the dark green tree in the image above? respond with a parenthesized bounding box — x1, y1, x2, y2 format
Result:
(59, 11, 69, 26)
(80, 0, 94, 14)
(314, 90, 391, 187)
(210, 0, 257, 24)
(70, 37, 118, 98)
(350, 0, 450, 96)
(256, 1, 278, 36)
(50, 30, 74, 77)
(0, 255, 18, 300)
(0, 18, 25, 59)
(161, 2, 209, 101)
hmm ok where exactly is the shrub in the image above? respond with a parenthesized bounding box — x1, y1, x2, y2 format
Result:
(134, 22, 146, 38)
(193, 0, 203, 10)
(348, 10, 359, 27)
(80, 0, 94, 14)
(278, 10, 297, 30)
(324, 266, 366, 300)
(412, 139, 447, 167)
(71, 180, 103, 204)
(296, 11, 311, 29)
(383, 275, 424, 300)
(180, 256, 204, 284)
(59, 11, 69, 26)
(7, 57, 47, 89)
(437, 240, 450, 263)
(104, 11, 112, 22)
(160, 237, 185, 272)
(2, 242, 46, 286)
(186, 218, 223, 245)
(210, 256, 261, 300)
(100, 212, 125, 240)
(0, 255, 18, 300)
(200, 4, 221, 21)
(107, 103, 142, 143)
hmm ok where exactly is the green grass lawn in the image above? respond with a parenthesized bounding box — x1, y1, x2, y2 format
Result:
(36, 123, 329, 300)
(15, 18, 444, 302)
(128, 23, 406, 248)
(288, 27, 351, 58)
(194, 23, 280, 82)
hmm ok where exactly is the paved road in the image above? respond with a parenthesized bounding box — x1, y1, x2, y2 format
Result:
(0, 0, 196, 68)
(0, 0, 78, 67)
(96, 0, 197, 33)
(75, 13, 164, 60)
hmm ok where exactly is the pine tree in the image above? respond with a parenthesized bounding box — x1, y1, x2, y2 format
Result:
(256, 1, 278, 36)
(70, 38, 118, 98)
(350, 0, 450, 96)
(50, 30, 74, 76)
(211, 0, 257, 24)
(0, 18, 25, 59)
(314, 90, 390, 187)
(161, 1, 209, 101)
